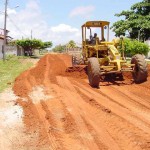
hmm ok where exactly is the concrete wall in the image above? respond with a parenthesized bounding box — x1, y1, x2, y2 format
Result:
(0, 44, 24, 59)
(0, 39, 3, 59)
(17, 46, 24, 56)
(145, 39, 150, 58)
(65, 48, 82, 58)
(6, 46, 17, 56)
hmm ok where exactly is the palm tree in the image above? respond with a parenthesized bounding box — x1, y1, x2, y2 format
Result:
(67, 40, 76, 48)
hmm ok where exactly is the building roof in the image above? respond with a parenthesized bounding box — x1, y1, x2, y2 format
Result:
(0, 34, 13, 40)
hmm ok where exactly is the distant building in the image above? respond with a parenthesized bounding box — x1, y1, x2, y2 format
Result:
(0, 28, 13, 59)
(0, 34, 4, 59)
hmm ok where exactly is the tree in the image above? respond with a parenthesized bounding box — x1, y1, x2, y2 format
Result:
(15, 39, 52, 56)
(119, 38, 149, 56)
(39, 41, 53, 54)
(52, 44, 66, 53)
(40, 41, 53, 50)
(66, 40, 77, 48)
(111, 0, 150, 41)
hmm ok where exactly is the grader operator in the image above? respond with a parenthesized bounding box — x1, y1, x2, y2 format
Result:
(72, 21, 148, 87)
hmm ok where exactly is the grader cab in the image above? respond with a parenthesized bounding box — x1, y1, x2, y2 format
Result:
(72, 21, 148, 87)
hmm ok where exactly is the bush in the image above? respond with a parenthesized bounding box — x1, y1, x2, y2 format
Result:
(120, 38, 150, 56)
(0, 56, 33, 92)
(52, 44, 66, 53)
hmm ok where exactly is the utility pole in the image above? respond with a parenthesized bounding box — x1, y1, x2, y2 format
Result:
(3, 0, 8, 61)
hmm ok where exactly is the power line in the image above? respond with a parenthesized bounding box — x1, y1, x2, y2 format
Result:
(7, 15, 28, 38)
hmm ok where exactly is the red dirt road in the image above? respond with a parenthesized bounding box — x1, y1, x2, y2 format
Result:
(13, 54, 150, 150)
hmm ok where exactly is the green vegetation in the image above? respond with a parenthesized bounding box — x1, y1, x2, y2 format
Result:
(52, 44, 66, 53)
(119, 38, 150, 56)
(0, 55, 33, 92)
(10, 39, 52, 56)
(111, 0, 150, 41)
(52, 40, 77, 53)
(66, 40, 77, 48)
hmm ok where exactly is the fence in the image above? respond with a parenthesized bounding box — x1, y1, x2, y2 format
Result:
(65, 48, 82, 54)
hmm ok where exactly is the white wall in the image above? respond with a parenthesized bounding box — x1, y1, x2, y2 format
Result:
(0, 39, 18, 59)
(0, 39, 3, 59)
(145, 39, 150, 58)
(6, 46, 17, 55)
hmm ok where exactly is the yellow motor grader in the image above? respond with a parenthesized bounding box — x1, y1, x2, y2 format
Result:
(72, 21, 148, 87)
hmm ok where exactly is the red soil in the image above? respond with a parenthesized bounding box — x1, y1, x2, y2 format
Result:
(13, 54, 150, 150)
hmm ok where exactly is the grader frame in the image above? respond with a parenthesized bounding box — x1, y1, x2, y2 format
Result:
(80, 21, 148, 87)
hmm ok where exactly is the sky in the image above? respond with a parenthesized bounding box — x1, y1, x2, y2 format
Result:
(0, 0, 142, 47)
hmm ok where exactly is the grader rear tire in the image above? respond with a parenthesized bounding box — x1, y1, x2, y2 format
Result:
(88, 57, 100, 87)
(131, 54, 148, 83)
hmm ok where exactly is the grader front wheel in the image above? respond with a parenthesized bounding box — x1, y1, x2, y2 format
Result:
(131, 54, 148, 83)
(88, 57, 100, 87)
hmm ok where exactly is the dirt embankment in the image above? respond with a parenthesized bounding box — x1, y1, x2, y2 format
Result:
(13, 54, 150, 150)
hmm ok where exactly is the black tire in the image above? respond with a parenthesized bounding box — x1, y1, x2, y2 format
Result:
(88, 57, 100, 87)
(131, 54, 148, 83)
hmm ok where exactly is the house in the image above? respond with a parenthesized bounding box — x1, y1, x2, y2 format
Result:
(0, 34, 4, 59)
(0, 28, 11, 59)
(0, 28, 17, 59)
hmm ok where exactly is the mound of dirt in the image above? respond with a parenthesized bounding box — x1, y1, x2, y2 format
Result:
(65, 65, 87, 79)
(13, 54, 87, 98)
(11, 54, 150, 150)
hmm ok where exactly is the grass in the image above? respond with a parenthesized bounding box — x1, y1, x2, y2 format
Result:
(0, 55, 33, 92)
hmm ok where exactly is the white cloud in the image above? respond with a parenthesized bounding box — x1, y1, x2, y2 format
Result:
(69, 6, 95, 18)
(49, 24, 81, 46)
(51, 24, 79, 33)
(0, 0, 81, 47)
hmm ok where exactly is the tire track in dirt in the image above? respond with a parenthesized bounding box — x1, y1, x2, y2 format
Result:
(14, 54, 90, 149)
(42, 55, 87, 150)
(113, 85, 150, 108)
(73, 80, 150, 134)
(56, 76, 121, 150)
(81, 117, 108, 150)
(14, 55, 64, 149)
(73, 80, 150, 150)
(99, 86, 150, 124)
(13, 54, 150, 150)
(95, 79, 150, 125)
(55, 77, 101, 150)
(118, 84, 150, 103)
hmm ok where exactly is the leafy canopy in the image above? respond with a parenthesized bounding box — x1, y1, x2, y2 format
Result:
(52, 44, 66, 53)
(66, 40, 77, 48)
(52, 40, 77, 53)
(40, 41, 53, 50)
(119, 38, 150, 56)
(15, 39, 52, 51)
(111, 0, 150, 41)
(16, 39, 42, 50)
